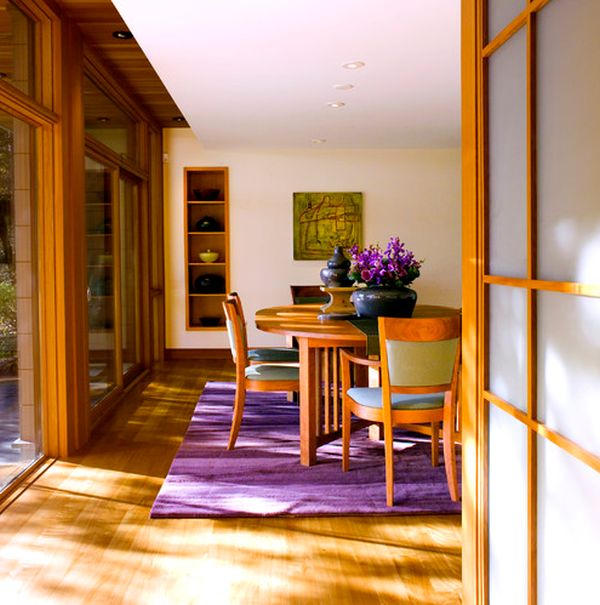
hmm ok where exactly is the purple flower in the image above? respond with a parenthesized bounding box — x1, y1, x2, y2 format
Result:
(347, 237, 423, 287)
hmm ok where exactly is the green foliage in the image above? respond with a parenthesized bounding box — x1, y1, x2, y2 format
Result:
(0, 268, 16, 333)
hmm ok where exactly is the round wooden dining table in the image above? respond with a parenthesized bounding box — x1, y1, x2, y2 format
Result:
(255, 303, 460, 466)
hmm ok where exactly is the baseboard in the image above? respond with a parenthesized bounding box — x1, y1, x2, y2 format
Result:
(165, 348, 231, 360)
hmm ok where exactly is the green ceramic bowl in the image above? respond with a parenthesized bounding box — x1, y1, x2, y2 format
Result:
(198, 250, 219, 263)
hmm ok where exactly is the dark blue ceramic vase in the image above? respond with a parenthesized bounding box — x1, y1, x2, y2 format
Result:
(351, 285, 417, 318)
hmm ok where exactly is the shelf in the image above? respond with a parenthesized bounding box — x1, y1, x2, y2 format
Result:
(188, 262, 226, 267)
(187, 231, 225, 235)
(184, 167, 229, 330)
(189, 293, 227, 297)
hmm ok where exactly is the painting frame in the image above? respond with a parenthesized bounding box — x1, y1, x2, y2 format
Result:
(293, 192, 362, 260)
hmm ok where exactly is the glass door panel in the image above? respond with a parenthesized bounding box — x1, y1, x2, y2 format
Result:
(0, 112, 41, 490)
(119, 176, 141, 379)
(85, 158, 116, 406)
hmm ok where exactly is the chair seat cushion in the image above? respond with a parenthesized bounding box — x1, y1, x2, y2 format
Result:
(247, 347, 299, 363)
(346, 387, 444, 410)
(245, 364, 299, 382)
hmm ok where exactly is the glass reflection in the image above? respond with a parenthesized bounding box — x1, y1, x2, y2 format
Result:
(86, 157, 116, 406)
(83, 76, 137, 163)
(0, 111, 41, 491)
(0, 1, 34, 97)
(119, 176, 141, 378)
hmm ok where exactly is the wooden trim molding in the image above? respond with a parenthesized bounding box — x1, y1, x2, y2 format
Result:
(461, 1, 483, 603)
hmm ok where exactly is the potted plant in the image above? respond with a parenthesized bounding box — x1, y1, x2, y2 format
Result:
(347, 237, 423, 318)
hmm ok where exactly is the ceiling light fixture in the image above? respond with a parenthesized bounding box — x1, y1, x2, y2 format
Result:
(112, 30, 133, 40)
(333, 83, 354, 91)
(327, 101, 346, 109)
(97, 116, 110, 123)
(172, 116, 186, 123)
(342, 61, 365, 70)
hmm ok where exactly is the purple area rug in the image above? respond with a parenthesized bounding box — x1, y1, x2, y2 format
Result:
(150, 381, 461, 517)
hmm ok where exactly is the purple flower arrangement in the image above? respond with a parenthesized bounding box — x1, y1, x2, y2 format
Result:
(348, 237, 423, 287)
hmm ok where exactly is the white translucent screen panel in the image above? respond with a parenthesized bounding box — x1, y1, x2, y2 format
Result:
(488, 27, 527, 278)
(538, 437, 600, 605)
(488, 404, 528, 605)
(487, 0, 525, 42)
(537, 0, 600, 284)
(488, 285, 527, 412)
(538, 292, 600, 459)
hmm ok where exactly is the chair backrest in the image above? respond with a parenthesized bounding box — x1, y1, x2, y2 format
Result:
(378, 315, 461, 394)
(290, 285, 328, 304)
(222, 299, 248, 369)
(228, 291, 246, 325)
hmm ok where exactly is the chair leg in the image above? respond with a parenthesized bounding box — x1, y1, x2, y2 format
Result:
(342, 398, 351, 471)
(431, 421, 440, 467)
(384, 419, 395, 507)
(228, 385, 246, 450)
(443, 405, 459, 501)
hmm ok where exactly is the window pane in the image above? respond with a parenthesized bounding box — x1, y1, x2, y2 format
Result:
(86, 158, 116, 406)
(488, 284, 527, 411)
(488, 28, 527, 278)
(0, 1, 34, 97)
(538, 437, 600, 605)
(120, 176, 141, 378)
(83, 76, 137, 163)
(0, 112, 41, 490)
(538, 291, 600, 459)
(488, 404, 528, 605)
(537, 0, 600, 284)
(487, 0, 525, 42)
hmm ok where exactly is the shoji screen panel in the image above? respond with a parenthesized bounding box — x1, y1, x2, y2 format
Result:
(470, 0, 600, 603)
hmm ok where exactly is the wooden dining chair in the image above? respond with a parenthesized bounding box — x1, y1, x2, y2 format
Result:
(228, 292, 299, 364)
(341, 315, 461, 506)
(222, 299, 300, 449)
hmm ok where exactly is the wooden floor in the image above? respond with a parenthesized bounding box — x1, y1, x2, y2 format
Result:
(0, 360, 462, 604)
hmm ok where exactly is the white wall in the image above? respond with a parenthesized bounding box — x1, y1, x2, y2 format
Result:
(163, 128, 461, 349)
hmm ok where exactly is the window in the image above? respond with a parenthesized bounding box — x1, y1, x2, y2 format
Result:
(0, 110, 41, 490)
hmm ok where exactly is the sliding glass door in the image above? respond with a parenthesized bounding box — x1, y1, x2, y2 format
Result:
(86, 158, 117, 406)
(119, 175, 142, 380)
(85, 158, 143, 408)
(0, 112, 41, 490)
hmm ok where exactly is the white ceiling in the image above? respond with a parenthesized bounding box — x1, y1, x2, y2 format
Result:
(111, 0, 460, 150)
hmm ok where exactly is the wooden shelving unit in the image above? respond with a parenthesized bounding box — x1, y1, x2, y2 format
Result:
(184, 167, 229, 330)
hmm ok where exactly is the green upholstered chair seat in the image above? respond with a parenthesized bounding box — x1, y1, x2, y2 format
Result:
(245, 364, 299, 381)
(346, 387, 444, 410)
(247, 347, 299, 363)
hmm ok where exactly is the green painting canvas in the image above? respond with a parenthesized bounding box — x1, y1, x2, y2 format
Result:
(293, 192, 362, 260)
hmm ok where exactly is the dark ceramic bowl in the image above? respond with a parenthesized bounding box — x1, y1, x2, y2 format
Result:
(199, 316, 221, 327)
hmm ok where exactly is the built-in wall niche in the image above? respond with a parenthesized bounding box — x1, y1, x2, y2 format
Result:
(183, 167, 229, 330)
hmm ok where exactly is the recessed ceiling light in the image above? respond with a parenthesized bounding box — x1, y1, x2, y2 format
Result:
(327, 101, 346, 109)
(311, 138, 327, 144)
(112, 30, 133, 40)
(172, 116, 186, 123)
(333, 83, 354, 91)
(342, 61, 365, 70)
(97, 116, 110, 123)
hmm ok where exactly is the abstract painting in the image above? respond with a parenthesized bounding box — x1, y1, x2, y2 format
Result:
(293, 192, 362, 260)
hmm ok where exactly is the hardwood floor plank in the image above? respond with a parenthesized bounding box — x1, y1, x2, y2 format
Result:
(0, 360, 461, 604)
